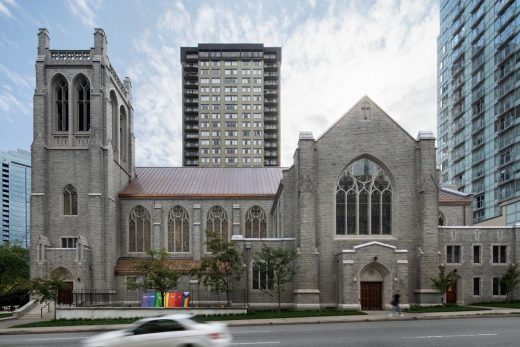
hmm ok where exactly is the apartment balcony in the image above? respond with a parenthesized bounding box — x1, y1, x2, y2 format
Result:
(265, 107, 278, 114)
(183, 63, 198, 71)
(265, 90, 278, 95)
(185, 150, 199, 157)
(264, 80, 278, 88)
(184, 81, 198, 89)
(495, 0, 514, 16)
(264, 142, 278, 148)
(184, 89, 198, 96)
(264, 72, 278, 79)
(265, 125, 278, 131)
(470, 4, 485, 28)
(184, 72, 198, 80)
(264, 54, 277, 61)
(264, 159, 278, 166)
(185, 133, 199, 139)
(185, 98, 198, 105)
(185, 116, 198, 123)
(264, 63, 278, 71)
(184, 142, 199, 148)
(185, 159, 199, 166)
(185, 125, 199, 131)
(184, 107, 198, 114)
(265, 133, 278, 140)
(264, 115, 277, 123)
(451, 16, 465, 36)
(452, 2, 465, 20)
(264, 149, 277, 157)
(495, 42, 516, 66)
(185, 53, 198, 61)
(265, 98, 278, 104)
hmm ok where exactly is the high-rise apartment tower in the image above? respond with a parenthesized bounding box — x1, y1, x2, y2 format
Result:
(437, 0, 520, 224)
(1, 149, 31, 246)
(181, 44, 281, 167)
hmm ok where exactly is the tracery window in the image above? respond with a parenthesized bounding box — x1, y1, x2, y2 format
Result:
(76, 76, 90, 131)
(168, 206, 190, 252)
(245, 205, 266, 238)
(207, 206, 229, 241)
(55, 77, 68, 131)
(336, 158, 392, 235)
(129, 206, 151, 252)
(252, 261, 273, 290)
(63, 184, 78, 215)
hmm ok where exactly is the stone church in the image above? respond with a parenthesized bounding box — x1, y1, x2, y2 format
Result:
(30, 28, 518, 310)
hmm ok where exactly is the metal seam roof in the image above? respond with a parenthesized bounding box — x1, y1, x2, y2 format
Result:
(119, 167, 284, 198)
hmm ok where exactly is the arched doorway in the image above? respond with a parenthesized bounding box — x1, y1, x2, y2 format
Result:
(50, 267, 74, 305)
(359, 263, 390, 310)
(446, 274, 461, 305)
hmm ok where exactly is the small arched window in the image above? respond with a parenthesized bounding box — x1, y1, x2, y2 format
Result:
(168, 206, 190, 252)
(439, 212, 446, 226)
(207, 205, 229, 240)
(54, 76, 68, 131)
(336, 158, 392, 235)
(110, 92, 118, 150)
(63, 184, 78, 215)
(129, 206, 151, 253)
(76, 76, 90, 131)
(245, 205, 266, 238)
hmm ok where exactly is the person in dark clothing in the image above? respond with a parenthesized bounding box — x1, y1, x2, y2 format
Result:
(388, 290, 403, 317)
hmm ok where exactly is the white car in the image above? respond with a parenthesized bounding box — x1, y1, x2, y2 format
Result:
(82, 314, 232, 347)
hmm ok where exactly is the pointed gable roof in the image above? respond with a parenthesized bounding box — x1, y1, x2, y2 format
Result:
(315, 96, 419, 143)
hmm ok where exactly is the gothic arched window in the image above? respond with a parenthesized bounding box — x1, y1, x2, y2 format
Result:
(76, 76, 90, 131)
(54, 76, 68, 131)
(129, 206, 151, 252)
(63, 184, 77, 215)
(207, 206, 229, 241)
(110, 92, 118, 150)
(168, 206, 190, 252)
(245, 205, 266, 238)
(336, 158, 392, 235)
(120, 106, 128, 161)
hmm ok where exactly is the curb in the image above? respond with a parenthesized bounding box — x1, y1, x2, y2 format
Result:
(1, 311, 520, 335)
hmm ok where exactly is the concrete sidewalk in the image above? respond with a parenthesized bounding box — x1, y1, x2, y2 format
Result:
(0, 307, 519, 335)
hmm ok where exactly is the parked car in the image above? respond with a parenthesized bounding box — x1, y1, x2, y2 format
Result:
(82, 314, 232, 347)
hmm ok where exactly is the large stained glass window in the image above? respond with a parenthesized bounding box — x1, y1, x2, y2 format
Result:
(336, 158, 392, 235)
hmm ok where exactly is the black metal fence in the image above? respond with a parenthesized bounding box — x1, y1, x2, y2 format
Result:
(70, 288, 246, 308)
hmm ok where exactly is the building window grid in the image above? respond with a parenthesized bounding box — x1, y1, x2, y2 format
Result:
(446, 245, 461, 264)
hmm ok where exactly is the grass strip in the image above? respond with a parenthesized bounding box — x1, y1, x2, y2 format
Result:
(12, 309, 365, 328)
(405, 305, 490, 313)
(472, 301, 520, 309)
(0, 312, 13, 319)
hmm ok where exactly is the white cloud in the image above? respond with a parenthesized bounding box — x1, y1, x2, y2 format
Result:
(66, 0, 102, 28)
(0, 0, 16, 19)
(128, 0, 439, 167)
(0, 84, 30, 120)
(0, 63, 32, 89)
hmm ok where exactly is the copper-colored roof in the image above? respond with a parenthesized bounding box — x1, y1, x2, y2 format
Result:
(119, 167, 284, 199)
(439, 187, 472, 205)
(114, 258, 201, 275)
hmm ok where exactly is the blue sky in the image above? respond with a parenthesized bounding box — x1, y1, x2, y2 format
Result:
(0, 0, 439, 166)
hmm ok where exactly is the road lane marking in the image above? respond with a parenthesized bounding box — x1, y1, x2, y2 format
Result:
(233, 342, 281, 345)
(404, 333, 498, 339)
(26, 337, 81, 341)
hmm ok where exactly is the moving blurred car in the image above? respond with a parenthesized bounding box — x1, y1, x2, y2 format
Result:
(82, 313, 232, 347)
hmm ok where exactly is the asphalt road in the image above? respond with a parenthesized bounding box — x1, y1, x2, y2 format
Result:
(1, 317, 519, 347)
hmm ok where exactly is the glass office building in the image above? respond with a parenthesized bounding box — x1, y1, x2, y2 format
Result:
(437, 0, 520, 223)
(1, 149, 31, 247)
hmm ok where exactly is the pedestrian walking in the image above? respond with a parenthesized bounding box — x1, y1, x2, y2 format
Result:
(388, 290, 403, 317)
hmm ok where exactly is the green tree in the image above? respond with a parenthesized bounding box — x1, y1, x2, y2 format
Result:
(254, 245, 297, 312)
(126, 249, 180, 307)
(0, 243, 30, 307)
(195, 230, 243, 306)
(430, 265, 456, 306)
(30, 274, 67, 320)
(500, 264, 520, 302)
